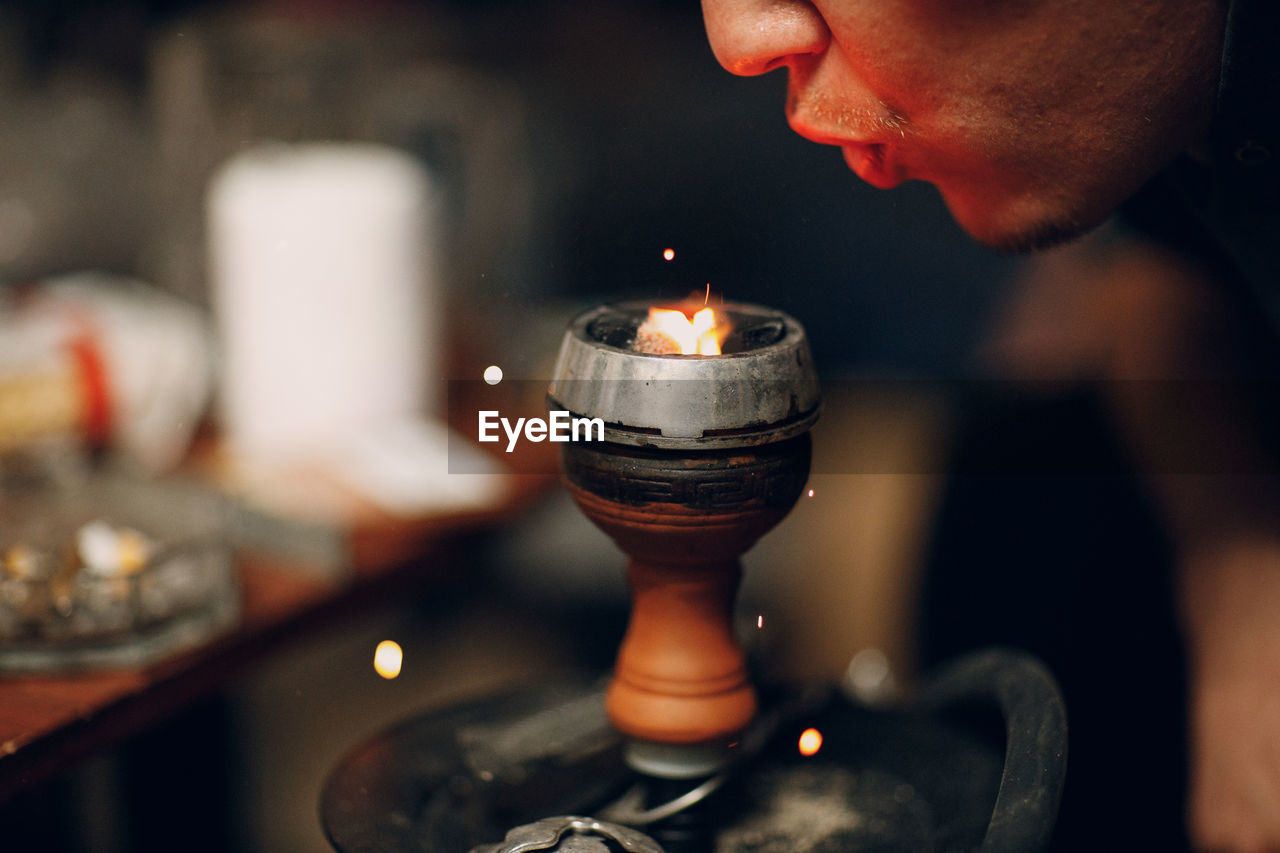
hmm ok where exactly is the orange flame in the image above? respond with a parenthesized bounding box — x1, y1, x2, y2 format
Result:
(635, 306, 727, 355)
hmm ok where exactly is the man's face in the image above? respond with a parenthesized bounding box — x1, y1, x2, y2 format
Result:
(702, 0, 1225, 252)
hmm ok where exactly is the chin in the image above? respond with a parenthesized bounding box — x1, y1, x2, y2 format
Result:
(940, 186, 1107, 255)
(971, 219, 1096, 255)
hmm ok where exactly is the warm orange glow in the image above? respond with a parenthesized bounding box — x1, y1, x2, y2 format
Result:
(636, 306, 726, 355)
(77, 521, 152, 576)
(663, 248, 675, 261)
(798, 727, 823, 757)
(374, 640, 403, 679)
(116, 530, 152, 575)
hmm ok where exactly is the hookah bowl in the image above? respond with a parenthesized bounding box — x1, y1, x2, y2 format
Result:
(547, 300, 819, 777)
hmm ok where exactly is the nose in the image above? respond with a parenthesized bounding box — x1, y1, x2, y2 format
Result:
(702, 0, 830, 76)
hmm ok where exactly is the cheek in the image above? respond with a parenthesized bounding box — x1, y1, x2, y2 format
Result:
(909, 69, 1098, 196)
(815, 3, 959, 111)
(905, 111, 1020, 188)
(905, 119, 1099, 243)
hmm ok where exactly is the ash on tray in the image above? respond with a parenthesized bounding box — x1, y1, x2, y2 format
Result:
(0, 475, 237, 671)
(715, 765, 933, 853)
(456, 686, 615, 782)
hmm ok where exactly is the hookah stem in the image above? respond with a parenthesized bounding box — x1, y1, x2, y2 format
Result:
(642, 775, 715, 853)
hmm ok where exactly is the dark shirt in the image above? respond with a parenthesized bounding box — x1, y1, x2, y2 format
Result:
(1124, 0, 1280, 358)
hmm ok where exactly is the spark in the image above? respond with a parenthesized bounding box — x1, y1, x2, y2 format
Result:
(663, 248, 675, 261)
(798, 727, 823, 757)
(374, 640, 403, 679)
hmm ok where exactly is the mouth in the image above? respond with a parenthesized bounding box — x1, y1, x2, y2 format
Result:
(787, 120, 906, 190)
(841, 143, 903, 190)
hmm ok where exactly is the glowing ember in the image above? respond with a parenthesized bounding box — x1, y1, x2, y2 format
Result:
(808, 489, 815, 497)
(663, 248, 675, 261)
(757, 614, 764, 629)
(77, 521, 153, 577)
(374, 640, 403, 679)
(798, 727, 823, 757)
(635, 306, 727, 355)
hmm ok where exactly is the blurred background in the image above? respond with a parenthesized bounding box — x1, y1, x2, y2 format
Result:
(0, 0, 1030, 850)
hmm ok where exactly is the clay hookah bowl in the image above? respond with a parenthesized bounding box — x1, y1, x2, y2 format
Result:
(548, 300, 820, 779)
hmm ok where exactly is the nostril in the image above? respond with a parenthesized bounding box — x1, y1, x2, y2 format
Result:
(729, 56, 786, 76)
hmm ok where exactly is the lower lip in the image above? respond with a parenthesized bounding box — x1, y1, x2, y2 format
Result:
(843, 145, 903, 190)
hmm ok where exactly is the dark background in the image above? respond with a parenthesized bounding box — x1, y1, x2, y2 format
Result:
(0, 0, 1022, 376)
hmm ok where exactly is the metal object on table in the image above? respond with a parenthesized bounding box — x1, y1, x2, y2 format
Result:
(469, 816, 664, 853)
(320, 650, 1068, 853)
(548, 301, 820, 776)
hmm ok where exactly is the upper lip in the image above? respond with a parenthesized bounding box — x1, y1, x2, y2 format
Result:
(787, 119, 866, 148)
